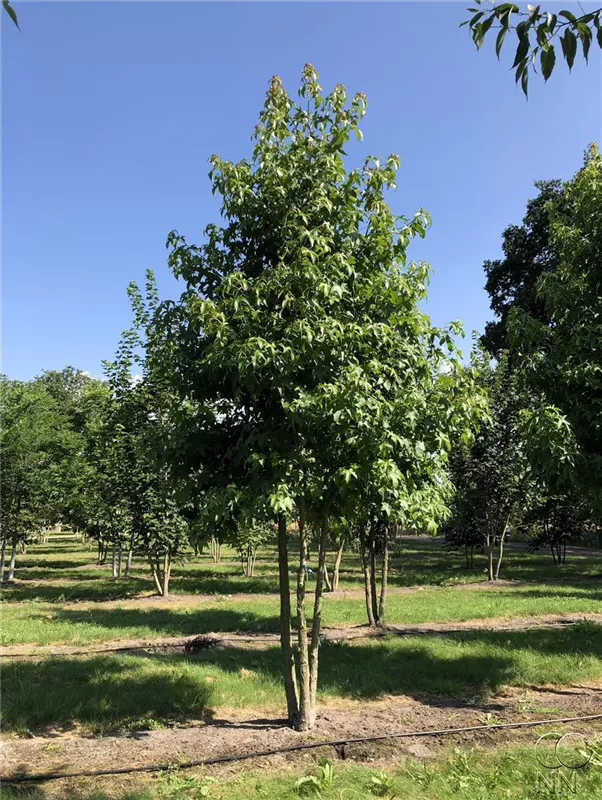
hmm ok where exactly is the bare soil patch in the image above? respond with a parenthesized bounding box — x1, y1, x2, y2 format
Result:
(2, 684, 602, 793)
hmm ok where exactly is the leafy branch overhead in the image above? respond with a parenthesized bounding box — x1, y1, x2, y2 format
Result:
(462, 1, 602, 95)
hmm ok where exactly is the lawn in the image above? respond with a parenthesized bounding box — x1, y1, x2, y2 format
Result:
(3, 623, 602, 734)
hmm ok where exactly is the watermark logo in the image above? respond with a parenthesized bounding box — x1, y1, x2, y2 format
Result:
(535, 731, 594, 794)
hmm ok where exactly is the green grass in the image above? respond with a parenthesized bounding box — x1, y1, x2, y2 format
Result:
(3, 622, 602, 734)
(3, 580, 602, 647)
(3, 742, 602, 799)
(2, 537, 601, 604)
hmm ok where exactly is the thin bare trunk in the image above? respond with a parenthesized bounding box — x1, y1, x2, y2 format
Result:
(295, 503, 311, 731)
(277, 515, 298, 726)
(7, 540, 17, 581)
(117, 545, 123, 578)
(368, 521, 378, 622)
(359, 524, 376, 627)
(306, 509, 329, 729)
(485, 529, 494, 581)
(125, 548, 133, 577)
(162, 550, 171, 596)
(331, 540, 344, 592)
(377, 527, 389, 626)
(0, 540, 6, 582)
(494, 518, 509, 580)
(149, 556, 163, 596)
(111, 546, 118, 578)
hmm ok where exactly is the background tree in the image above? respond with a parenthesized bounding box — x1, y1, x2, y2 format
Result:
(482, 180, 563, 358)
(508, 145, 602, 517)
(463, 1, 602, 95)
(155, 65, 486, 730)
(444, 351, 530, 580)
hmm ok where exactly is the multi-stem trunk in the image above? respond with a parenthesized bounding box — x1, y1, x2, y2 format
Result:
(494, 518, 509, 580)
(277, 514, 298, 725)
(377, 526, 389, 627)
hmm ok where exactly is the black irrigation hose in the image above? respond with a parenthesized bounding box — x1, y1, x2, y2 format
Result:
(3, 713, 602, 785)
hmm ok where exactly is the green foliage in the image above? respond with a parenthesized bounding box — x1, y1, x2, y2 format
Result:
(444, 349, 530, 576)
(158, 63, 485, 538)
(462, 2, 602, 95)
(508, 145, 602, 514)
(481, 180, 564, 359)
(295, 759, 335, 796)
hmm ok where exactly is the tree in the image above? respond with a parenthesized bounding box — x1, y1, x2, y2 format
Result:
(154, 65, 485, 730)
(0, 377, 77, 580)
(462, 1, 602, 96)
(509, 145, 602, 516)
(444, 351, 530, 580)
(524, 491, 586, 564)
(482, 180, 563, 358)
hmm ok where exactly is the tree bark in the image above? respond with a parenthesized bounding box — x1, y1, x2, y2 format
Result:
(331, 539, 344, 592)
(162, 550, 171, 596)
(295, 503, 312, 731)
(277, 514, 299, 726)
(111, 546, 118, 578)
(494, 518, 509, 580)
(359, 524, 376, 627)
(125, 548, 133, 577)
(485, 529, 494, 581)
(117, 545, 123, 578)
(0, 540, 6, 582)
(7, 539, 17, 581)
(377, 526, 389, 627)
(368, 519, 378, 623)
(306, 508, 329, 729)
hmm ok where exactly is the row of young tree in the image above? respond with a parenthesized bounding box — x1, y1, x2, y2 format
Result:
(2, 67, 600, 730)
(444, 146, 602, 574)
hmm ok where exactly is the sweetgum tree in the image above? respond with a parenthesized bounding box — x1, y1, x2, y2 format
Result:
(157, 66, 485, 730)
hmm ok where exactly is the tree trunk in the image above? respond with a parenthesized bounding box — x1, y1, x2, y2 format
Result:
(7, 540, 17, 581)
(111, 546, 118, 578)
(117, 545, 123, 578)
(149, 556, 163, 596)
(494, 520, 508, 580)
(277, 514, 298, 726)
(377, 527, 389, 627)
(485, 530, 494, 581)
(359, 524, 376, 627)
(331, 540, 344, 592)
(210, 537, 221, 563)
(162, 550, 171, 596)
(0, 540, 6, 582)
(305, 509, 329, 730)
(125, 548, 133, 577)
(368, 519, 378, 623)
(295, 504, 312, 731)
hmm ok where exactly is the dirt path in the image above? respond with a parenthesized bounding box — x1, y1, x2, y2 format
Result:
(2, 684, 602, 793)
(3, 611, 602, 659)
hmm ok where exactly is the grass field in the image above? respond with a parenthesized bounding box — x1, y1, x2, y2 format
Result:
(2, 536, 602, 798)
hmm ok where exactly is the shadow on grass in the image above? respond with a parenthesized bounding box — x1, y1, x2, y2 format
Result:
(3, 623, 602, 735)
(36, 606, 282, 636)
(0, 579, 148, 604)
(0, 654, 215, 734)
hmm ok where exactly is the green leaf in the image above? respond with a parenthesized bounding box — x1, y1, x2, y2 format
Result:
(520, 66, 529, 98)
(2, 0, 19, 30)
(578, 23, 593, 62)
(546, 12, 557, 33)
(558, 10, 577, 23)
(512, 22, 531, 67)
(527, 4, 540, 22)
(561, 28, 578, 70)
(540, 45, 556, 80)
(495, 26, 508, 58)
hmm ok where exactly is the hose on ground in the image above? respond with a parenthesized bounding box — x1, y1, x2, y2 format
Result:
(3, 712, 602, 784)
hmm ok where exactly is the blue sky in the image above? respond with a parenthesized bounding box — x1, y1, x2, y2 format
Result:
(3, 1, 600, 380)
